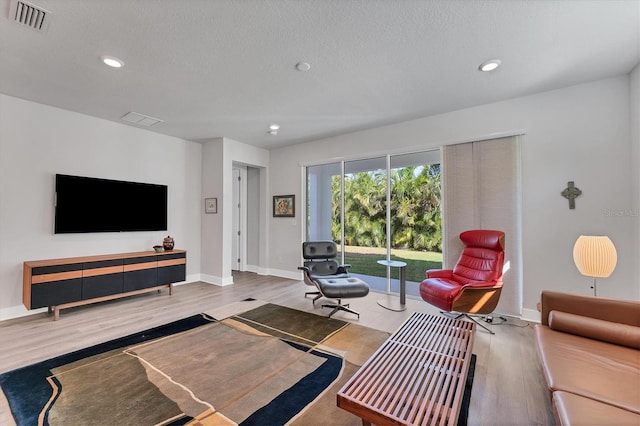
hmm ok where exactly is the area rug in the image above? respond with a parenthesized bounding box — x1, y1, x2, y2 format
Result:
(0, 302, 476, 425)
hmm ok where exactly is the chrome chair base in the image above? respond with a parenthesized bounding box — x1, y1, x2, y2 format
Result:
(322, 299, 360, 319)
(441, 311, 495, 334)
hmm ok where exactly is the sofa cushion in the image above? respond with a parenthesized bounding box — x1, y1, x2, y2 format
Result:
(553, 391, 640, 426)
(534, 325, 640, 414)
(549, 310, 640, 349)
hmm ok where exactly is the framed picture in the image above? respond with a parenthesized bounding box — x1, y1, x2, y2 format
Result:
(273, 194, 295, 217)
(205, 198, 217, 214)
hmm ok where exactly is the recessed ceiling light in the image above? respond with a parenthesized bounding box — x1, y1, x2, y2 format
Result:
(479, 59, 501, 72)
(101, 55, 124, 68)
(268, 130, 278, 136)
(295, 61, 311, 72)
(269, 123, 280, 131)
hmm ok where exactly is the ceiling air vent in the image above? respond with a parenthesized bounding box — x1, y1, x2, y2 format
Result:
(9, 0, 51, 32)
(121, 112, 164, 127)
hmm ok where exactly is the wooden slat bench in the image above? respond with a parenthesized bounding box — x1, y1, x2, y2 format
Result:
(337, 313, 476, 426)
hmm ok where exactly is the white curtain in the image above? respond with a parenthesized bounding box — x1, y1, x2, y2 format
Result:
(442, 136, 522, 316)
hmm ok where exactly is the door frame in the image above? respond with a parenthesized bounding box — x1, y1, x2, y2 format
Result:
(232, 165, 248, 271)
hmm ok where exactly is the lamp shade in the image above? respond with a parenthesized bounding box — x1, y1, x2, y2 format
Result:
(573, 235, 617, 278)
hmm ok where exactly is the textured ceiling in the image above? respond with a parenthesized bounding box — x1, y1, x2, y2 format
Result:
(1, 0, 639, 149)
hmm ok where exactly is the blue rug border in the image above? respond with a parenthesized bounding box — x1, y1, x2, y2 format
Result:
(240, 341, 343, 426)
(0, 314, 209, 426)
(457, 353, 476, 426)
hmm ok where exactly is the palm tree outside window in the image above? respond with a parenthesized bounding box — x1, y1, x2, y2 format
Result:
(305, 149, 442, 297)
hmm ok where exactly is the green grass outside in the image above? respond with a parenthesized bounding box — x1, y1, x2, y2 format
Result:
(338, 245, 443, 283)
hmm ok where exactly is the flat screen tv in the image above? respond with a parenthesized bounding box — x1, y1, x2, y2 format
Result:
(54, 174, 168, 234)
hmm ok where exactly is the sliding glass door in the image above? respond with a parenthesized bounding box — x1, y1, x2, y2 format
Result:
(387, 152, 442, 293)
(306, 150, 442, 297)
(342, 157, 388, 282)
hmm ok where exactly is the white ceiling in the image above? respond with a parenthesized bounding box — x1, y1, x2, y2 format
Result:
(1, 0, 639, 149)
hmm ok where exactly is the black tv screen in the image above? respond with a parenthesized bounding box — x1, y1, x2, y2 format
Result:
(55, 174, 168, 233)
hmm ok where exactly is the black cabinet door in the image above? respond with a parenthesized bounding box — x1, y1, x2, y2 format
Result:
(123, 269, 158, 292)
(31, 279, 83, 308)
(30, 263, 84, 308)
(157, 252, 186, 285)
(82, 259, 124, 299)
(82, 273, 124, 299)
(157, 264, 186, 285)
(123, 255, 158, 292)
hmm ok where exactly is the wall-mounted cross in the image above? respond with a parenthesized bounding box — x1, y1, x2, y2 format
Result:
(561, 181, 582, 209)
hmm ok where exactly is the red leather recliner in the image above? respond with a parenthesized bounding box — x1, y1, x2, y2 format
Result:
(419, 229, 505, 333)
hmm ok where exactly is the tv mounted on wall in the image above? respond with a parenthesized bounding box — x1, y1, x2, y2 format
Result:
(54, 174, 168, 234)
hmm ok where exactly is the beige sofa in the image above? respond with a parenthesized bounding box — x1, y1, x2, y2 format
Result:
(534, 291, 640, 425)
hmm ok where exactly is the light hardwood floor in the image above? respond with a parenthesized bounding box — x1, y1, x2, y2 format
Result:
(0, 272, 555, 425)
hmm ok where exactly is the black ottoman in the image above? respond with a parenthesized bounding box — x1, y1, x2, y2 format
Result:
(315, 277, 370, 318)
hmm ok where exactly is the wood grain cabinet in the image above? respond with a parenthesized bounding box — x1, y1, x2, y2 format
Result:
(24, 250, 186, 320)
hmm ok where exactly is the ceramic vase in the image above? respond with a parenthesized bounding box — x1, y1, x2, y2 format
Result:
(163, 236, 174, 251)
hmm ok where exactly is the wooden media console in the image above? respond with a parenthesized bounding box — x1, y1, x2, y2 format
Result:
(23, 249, 186, 320)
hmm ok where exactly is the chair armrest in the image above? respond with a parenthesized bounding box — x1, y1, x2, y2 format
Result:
(298, 266, 310, 272)
(337, 264, 351, 274)
(426, 269, 453, 279)
(462, 281, 502, 289)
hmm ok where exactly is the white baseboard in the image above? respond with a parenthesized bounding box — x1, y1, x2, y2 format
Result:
(224, 266, 295, 278)
(521, 307, 541, 323)
(0, 305, 46, 321)
(245, 264, 259, 273)
(244, 265, 270, 276)
(171, 274, 201, 287)
(266, 268, 302, 281)
(256, 267, 269, 276)
(200, 273, 234, 286)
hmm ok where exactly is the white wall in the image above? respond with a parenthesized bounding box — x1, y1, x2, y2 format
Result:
(631, 64, 640, 295)
(246, 166, 261, 269)
(268, 76, 638, 317)
(200, 138, 225, 284)
(200, 137, 269, 284)
(0, 94, 202, 319)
